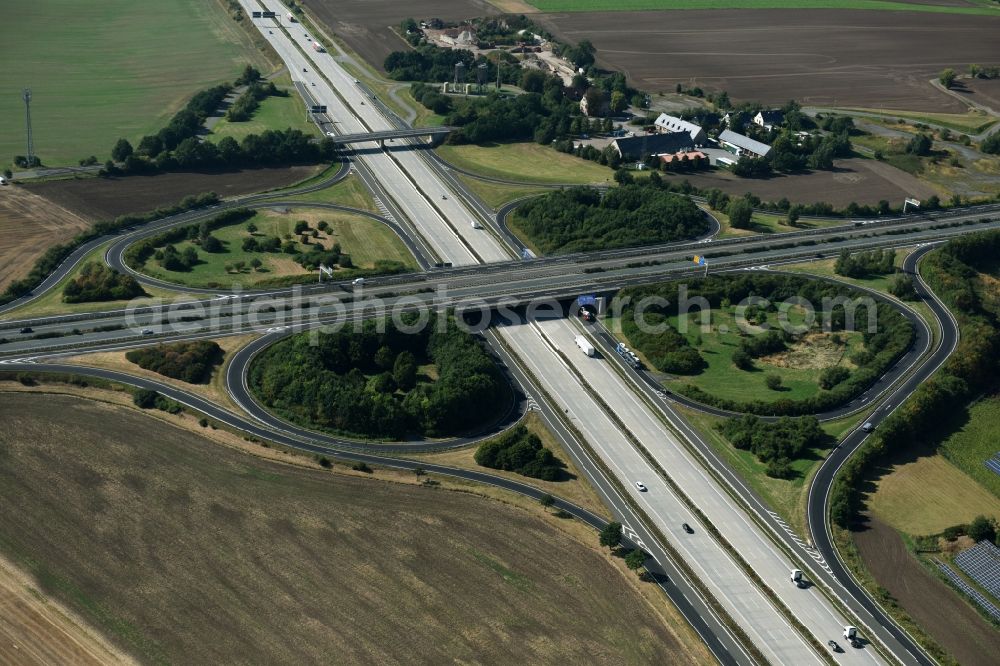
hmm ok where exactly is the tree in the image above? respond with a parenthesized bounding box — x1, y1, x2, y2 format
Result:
(819, 366, 850, 390)
(111, 138, 133, 162)
(981, 132, 1000, 155)
(888, 274, 918, 300)
(786, 206, 800, 228)
(609, 90, 626, 114)
(765, 374, 783, 390)
(613, 168, 633, 185)
(250, 257, 263, 271)
(906, 133, 932, 156)
(968, 515, 996, 543)
(940, 68, 957, 89)
(294, 220, 309, 234)
(732, 347, 754, 370)
(727, 198, 753, 230)
(599, 521, 622, 549)
(246, 221, 258, 234)
(393, 350, 417, 391)
(539, 494, 556, 510)
(202, 234, 223, 253)
(625, 549, 646, 576)
(584, 88, 605, 117)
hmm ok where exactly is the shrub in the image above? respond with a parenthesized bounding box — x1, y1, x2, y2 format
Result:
(62, 262, 146, 303)
(133, 389, 159, 408)
(475, 425, 565, 481)
(126, 341, 223, 383)
(765, 374, 782, 390)
(819, 366, 850, 390)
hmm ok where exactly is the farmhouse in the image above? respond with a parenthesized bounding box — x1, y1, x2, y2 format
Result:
(754, 110, 785, 131)
(653, 113, 706, 144)
(719, 130, 771, 159)
(612, 132, 694, 160)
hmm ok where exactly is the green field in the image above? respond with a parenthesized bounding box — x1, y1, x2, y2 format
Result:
(648, 309, 865, 404)
(278, 174, 379, 212)
(714, 208, 844, 237)
(436, 142, 617, 185)
(939, 395, 1000, 500)
(0, 0, 270, 167)
(868, 450, 1000, 535)
(457, 174, 553, 209)
(526, 0, 1000, 14)
(208, 79, 318, 143)
(139, 208, 416, 288)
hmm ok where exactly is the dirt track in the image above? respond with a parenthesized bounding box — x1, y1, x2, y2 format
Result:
(661, 157, 935, 206)
(24, 166, 320, 221)
(0, 186, 91, 291)
(530, 10, 1000, 112)
(852, 515, 1000, 666)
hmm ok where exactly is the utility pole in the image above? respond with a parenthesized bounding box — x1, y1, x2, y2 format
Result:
(22, 88, 34, 167)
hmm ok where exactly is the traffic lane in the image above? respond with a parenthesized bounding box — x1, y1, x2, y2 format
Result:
(486, 331, 747, 666)
(246, 4, 481, 265)
(498, 321, 820, 665)
(540, 317, 881, 665)
(806, 245, 953, 666)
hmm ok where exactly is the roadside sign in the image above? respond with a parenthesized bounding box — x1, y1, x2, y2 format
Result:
(310, 105, 327, 114)
(262, 11, 276, 18)
(252, 11, 262, 18)
(577, 294, 596, 306)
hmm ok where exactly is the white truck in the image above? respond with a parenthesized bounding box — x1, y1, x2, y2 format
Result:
(286, 13, 297, 22)
(575, 335, 595, 357)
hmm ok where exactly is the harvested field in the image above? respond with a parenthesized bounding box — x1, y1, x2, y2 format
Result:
(0, 553, 133, 666)
(24, 166, 322, 221)
(0, 186, 91, 291)
(307, 0, 499, 74)
(0, 392, 702, 665)
(852, 515, 1000, 666)
(661, 157, 936, 206)
(957, 78, 1000, 114)
(534, 10, 1000, 111)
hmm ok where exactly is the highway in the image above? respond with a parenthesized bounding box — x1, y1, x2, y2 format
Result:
(0, 2, 989, 663)
(236, 9, 907, 662)
(502, 318, 824, 664)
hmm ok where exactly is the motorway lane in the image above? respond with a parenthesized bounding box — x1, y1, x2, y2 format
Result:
(540, 317, 884, 665)
(498, 319, 821, 664)
(243, 1, 484, 266)
(0, 226, 981, 359)
(253, 0, 513, 264)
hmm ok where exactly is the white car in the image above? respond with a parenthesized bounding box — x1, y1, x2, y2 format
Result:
(635, 481, 647, 492)
(862, 422, 875, 433)
(352, 277, 365, 286)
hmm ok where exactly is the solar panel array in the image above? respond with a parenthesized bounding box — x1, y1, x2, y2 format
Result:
(935, 559, 1000, 623)
(985, 452, 1000, 477)
(954, 540, 1000, 601)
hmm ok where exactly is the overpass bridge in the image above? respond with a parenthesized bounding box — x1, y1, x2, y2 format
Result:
(326, 126, 454, 147)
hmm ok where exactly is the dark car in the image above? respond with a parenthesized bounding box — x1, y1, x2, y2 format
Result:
(682, 523, 694, 534)
(19, 327, 33, 334)
(828, 640, 842, 653)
